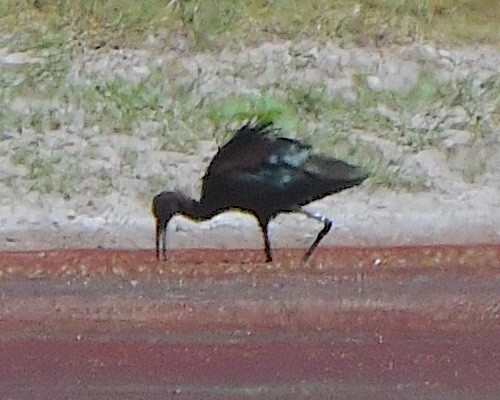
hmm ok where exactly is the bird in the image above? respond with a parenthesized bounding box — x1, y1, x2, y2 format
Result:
(152, 121, 367, 262)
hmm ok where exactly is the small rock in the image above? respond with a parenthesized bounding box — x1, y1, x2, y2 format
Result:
(317, 49, 341, 77)
(0, 51, 44, 67)
(376, 59, 420, 93)
(1, 132, 15, 141)
(437, 49, 456, 67)
(409, 148, 462, 187)
(377, 104, 402, 126)
(326, 76, 357, 102)
(440, 107, 469, 130)
(358, 135, 404, 164)
(76, 216, 106, 232)
(366, 76, 383, 92)
(441, 129, 473, 149)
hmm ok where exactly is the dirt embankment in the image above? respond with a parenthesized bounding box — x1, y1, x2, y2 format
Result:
(1, 41, 499, 252)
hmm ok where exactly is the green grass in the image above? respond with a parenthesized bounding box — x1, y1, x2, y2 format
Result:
(1, 65, 208, 152)
(10, 144, 60, 194)
(0, 0, 498, 50)
(71, 76, 168, 135)
(209, 95, 298, 139)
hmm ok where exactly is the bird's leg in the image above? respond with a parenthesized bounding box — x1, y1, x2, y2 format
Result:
(155, 220, 161, 260)
(156, 219, 168, 261)
(257, 216, 273, 262)
(161, 220, 168, 261)
(263, 227, 273, 263)
(301, 210, 333, 262)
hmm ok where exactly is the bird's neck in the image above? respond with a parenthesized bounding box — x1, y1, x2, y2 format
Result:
(181, 198, 220, 221)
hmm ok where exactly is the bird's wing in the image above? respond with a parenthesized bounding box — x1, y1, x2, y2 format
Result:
(201, 122, 365, 209)
(203, 123, 273, 178)
(202, 136, 313, 198)
(205, 135, 312, 180)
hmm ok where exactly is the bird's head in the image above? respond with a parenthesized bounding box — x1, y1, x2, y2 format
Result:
(153, 191, 196, 261)
(152, 191, 192, 227)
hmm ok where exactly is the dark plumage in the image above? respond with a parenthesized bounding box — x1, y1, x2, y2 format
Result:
(153, 122, 367, 262)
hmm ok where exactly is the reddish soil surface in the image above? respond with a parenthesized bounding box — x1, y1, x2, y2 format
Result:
(1, 245, 499, 399)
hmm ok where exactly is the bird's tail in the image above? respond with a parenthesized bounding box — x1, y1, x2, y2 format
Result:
(304, 155, 367, 186)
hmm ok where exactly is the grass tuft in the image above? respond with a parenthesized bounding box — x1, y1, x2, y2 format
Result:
(1, 0, 498, 49)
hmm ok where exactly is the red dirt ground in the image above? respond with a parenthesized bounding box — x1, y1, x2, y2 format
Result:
(1, 245, 499, 399)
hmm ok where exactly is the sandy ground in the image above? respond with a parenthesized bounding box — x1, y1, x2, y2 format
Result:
(2, 186, 499, 255)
